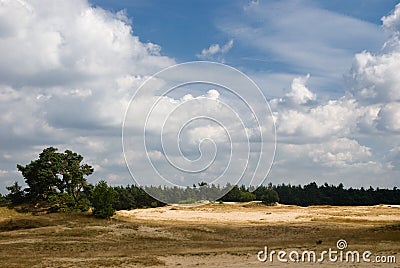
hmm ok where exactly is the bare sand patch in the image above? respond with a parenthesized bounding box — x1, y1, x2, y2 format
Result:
(115, 202, 400, 225)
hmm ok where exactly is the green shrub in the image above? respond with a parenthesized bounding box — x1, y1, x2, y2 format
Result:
(261, 189, 279, 205)
(76, 197, 91, 212)
(91, 181, 115, 219)
(48, 193, 91, 213)
(48, 193, 75, 212)
(240, 191, 256, 202)
(6, 182, 25, 205)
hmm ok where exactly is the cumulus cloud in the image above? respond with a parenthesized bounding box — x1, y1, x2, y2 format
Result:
(345, 4, 400, 137)
(270, 70, 394, 181)
(197, 39, 234, 61)
(347, 51, 400, 103)
(376, 102, 400, 133)
(0, 0, 173, 87)
(269, 74, 316, 107)
(207, 89, 220, 100)
(123, 82, 269, 187)
(308, 138, 373, 168)
(382, 3, 400, 34)
(274, 98, 361, 139)
(347, 4, 400, 104)
(0, 0, 175, 190)
(266, 4, 400, 187)
(285, 74, 316, 105)
(386, 146, 400, 170)
(271, 74, 360, 140)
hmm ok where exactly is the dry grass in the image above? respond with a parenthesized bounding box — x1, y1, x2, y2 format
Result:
(0, 204, 399, 267)
(0, 206, 28, 218)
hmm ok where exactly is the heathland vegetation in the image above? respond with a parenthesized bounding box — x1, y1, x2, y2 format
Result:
(1, 147, 399, 218)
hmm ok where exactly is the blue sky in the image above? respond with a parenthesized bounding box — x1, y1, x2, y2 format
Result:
(0, 0, 399, 193)
(90, 0, 396, 61)
(90, 0, 398, 96)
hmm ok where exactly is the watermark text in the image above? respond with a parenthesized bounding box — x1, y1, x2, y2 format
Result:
(257, 239, 397, 264)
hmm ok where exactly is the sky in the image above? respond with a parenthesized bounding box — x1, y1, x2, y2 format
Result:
(0, 0, 399, 194)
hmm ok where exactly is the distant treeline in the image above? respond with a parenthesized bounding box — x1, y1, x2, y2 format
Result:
(4, 182, 399, 211)
(113, 185, 163, 210)
(274, 182, 400, 206)
(113, 183, 279, 208)
(4, 181, 400, 211)
(115, 181, 400, 207)
(142, 183, 279, 205)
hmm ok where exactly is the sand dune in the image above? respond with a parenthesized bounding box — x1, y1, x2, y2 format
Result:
(116, 202, 400, 224)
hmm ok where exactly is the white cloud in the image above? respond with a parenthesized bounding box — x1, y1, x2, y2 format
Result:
(386, 145, 400, 170)
(267, 136, 388, 188)
(376, 102, 400, 133)
(0, 0, 176, 190)
(347, 4, 400, 104)
(273, 95, 361, 139)
(343, 3, 400, 170)
(207, 89, 220, 100)
(197, 39, 234, 61)
(347, 51, 400, 103)
(218, 0, 385, 79)
(122, 61, 276, 189)
(382, 3, 400, 34)
(285, 74, 316, 105)
(263, 3, 400, 187)
(308, 138, 373, 168)
(0, 0, 173, 87)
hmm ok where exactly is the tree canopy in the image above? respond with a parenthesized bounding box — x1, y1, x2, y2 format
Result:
(17, 147, 93, 209)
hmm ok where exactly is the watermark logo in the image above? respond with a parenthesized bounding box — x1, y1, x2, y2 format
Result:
(122, 61, 276, 204)
(336, 239, 347, 250)
(257, 239, 397, 264)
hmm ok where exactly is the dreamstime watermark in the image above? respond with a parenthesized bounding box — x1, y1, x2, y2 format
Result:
(257, 239, 397, 264)
(122, 61, 276, 204)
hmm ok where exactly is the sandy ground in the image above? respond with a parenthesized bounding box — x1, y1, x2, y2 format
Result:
(0, 203, 399, 267)
(114, 203, 400, 267)
(116, 203, 400, 224)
